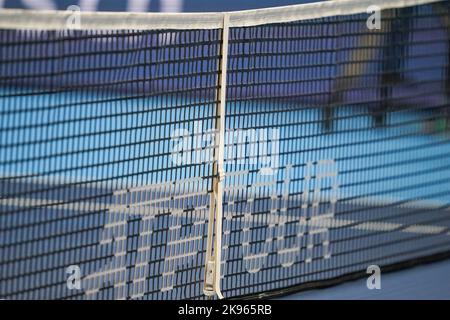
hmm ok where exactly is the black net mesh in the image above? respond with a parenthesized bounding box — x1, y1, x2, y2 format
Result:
(0, 29, 222, 299)
(1, 0, 450, 300)
(221, 2, 450, 298)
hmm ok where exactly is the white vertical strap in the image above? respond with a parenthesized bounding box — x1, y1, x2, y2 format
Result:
(203, 12, 229, 299)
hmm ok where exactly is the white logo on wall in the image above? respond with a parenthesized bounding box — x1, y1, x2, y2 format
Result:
(19, 0, 57, 10)
(367, 5, 381, 30)
(160, 0, 183, 13)
(66, 265, 82, 290)
(170, 121, 280, 176)
(366, 265, 382, 289)
(81, 179, 207, 299)
(128, 0, 151, 12)
(233, 159, 339, 273)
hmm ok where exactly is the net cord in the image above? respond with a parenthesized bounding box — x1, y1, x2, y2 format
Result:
(0, 0, 444, 30)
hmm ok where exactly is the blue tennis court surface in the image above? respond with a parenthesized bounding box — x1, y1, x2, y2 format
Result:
(281, 258, 450, 299)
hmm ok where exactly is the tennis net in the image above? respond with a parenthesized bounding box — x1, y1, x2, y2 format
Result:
(1, 0, 450, 300)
